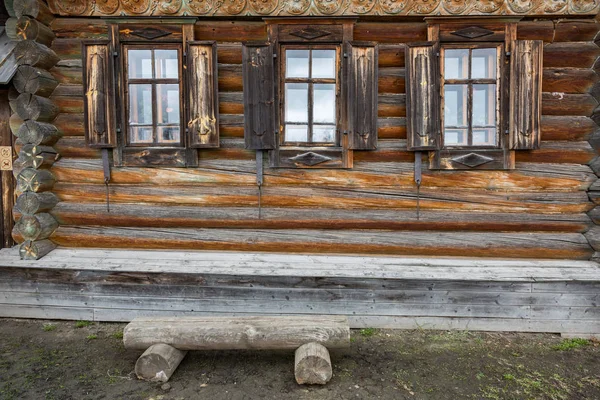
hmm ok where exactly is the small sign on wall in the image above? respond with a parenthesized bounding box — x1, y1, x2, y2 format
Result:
(0, 146, 13, 171)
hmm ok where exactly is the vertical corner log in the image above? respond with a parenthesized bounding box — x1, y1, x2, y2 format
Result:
(14, 41, 59, 70)
(14, 93, 59, 122)
(19, 239, 57, 260)
(14, 0, 55, 25)
(15, 191, 59, 214)
(16, 168, 55, 193)
(134, 344, 187, 382)
(4, 16, 55, 47)
(15, 120, 61, 146)
(14, 212, 58, 241)
(294, 342, 333, 385)
(13, 65, 59, 97)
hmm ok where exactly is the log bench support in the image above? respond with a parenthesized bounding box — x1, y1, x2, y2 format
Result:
(124, 316, 350, 384)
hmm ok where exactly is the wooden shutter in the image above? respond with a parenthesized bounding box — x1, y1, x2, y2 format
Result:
(187, 41, 219, 148)
(347, 42, 378, 150)
(242, 42, 276, 150)
(510, 40, 542, 150)
(406, 42, 440, 151)
(82, 40, 116, 148)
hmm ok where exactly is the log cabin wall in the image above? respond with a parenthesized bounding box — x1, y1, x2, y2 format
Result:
(39, 16, 600, 260)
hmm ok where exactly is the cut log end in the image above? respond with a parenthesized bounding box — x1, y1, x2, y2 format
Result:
(19, 239, 56, 260)
(294, 342, 333, 385)
(134, 344, 187, 383)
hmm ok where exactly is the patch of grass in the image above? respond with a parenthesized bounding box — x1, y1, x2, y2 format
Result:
(42, 324, 57, 332)
(552, 338, 590, 351)
(359, 328, 377, 337)
(111, 331, 123, 340)
(476, 372, 486, 380)
(86, 334, 97, 340)
(75, 320, 93, 329)
(503, 373, 515, 381)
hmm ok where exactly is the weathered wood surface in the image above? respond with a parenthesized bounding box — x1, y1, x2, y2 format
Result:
(14, 0, 54, 25)
(0, 248, 598, 333)
(48, 226, 593, 259)
(134, 344, 187, 383)
(123, 316, 351, 350)
(14, 40, 59, 69)
(16, 192, 59, 214)
(15, 120, 61, 145)
(18, 239, 56, 260)
(13, 212, 58, 241)
(13, 93, 58, 122)
(294, 342, 332, 385)
(13, 65, 58, 97)
(5, 16, 54, 46)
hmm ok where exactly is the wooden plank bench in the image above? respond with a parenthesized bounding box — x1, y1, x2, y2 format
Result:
(124, 316, 350, 384)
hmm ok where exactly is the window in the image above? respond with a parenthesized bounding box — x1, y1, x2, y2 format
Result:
(406, 21, 542, 170)
(441, 45, 501, 148)
(82, 24, 219, 167)
(242, 20, 378, 169)
(281, 47, 339, 146)
(124, 46, 182, 146)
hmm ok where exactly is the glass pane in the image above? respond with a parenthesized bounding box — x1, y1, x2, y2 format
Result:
(312, 50, 336, 79)
(130, 126, 153, 143)
(156, 84, 180, 124)
(285, 83, 308, 123)
(158, 126, 180, 144)
(313, 125, 336, 143)
(285, 125, 308, 142)
(473, 128, 496, 145)
(129, 84, 153, 124)
(444, 129, 467, 146)
(155, 49, 179, 79)
(444, 84, 467, 127)
(313, 84, 336, 124)
(444, 49, 469, 80)
(471, 48, 497, 79)
(128, 49, 153, 79)
(286, 50, 309, 78)
(473, 84, 496, 127)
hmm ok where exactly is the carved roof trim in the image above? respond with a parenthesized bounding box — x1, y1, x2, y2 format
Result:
(47, 0, 600, 17)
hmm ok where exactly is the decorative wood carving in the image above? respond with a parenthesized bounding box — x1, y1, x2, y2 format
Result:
(289, 27, 331, 41)
(451, 152, 494, 168)
(130, 27, 172, 40)
(451, 26, 495, 39)
(289, 152, 332, 166)
(46, 0, 599, 16)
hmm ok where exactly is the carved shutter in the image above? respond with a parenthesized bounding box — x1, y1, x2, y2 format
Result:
(242, 42, 276, 150)
(510, 40, 542, 150)
(406, 42, 440, 151)
(347, 42, 378, 150)
(187, 41, 219, 148)
(82, 40, 116, 148)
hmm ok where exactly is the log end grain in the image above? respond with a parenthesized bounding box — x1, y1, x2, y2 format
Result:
(294, 342, 333, 385)
(134, 344, 187, 383)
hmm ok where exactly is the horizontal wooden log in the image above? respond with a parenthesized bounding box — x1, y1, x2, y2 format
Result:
(135, 344, 186, 382)
(13, 93, 58, 122)
(18, 239, 56, 260)
(514, 141, 595, 164)
(52, 184, 592, 214)
(52, 113, 83, 136)
(378, 67, 404, 94)
(14, 213, 58, 241)
(13, 65, 58, 97)
(516, 21, 555, 42)
(14, 40, 59, 69)
(354, 22, 427, 43)
(49, 61, 81, 84)
(50, 38, 81, 60)
(541, 116, 597, 141)
(16, 168, 55, 193)
(542, 68, 598, 94)
(123, 316, 350, 350)
(554, 20, 600, 42)
(218, 64, 242, 92)
(542, 93, 597, 116)
(50, 157, 596, 190)
(5, 16, 54, 46)
(14, 0, 54, 25)
(51, 226, 593, 259)
(194, 21, 267, 42)
(50, 17, 108, 39)
(16, 192, 59, 214)
(545, 43, 600, 69)
(15, 120, 61, 145)
(49, 202, 593, 233)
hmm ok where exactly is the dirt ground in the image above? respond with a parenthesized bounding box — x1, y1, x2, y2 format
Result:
(0, 319, 598, 400)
